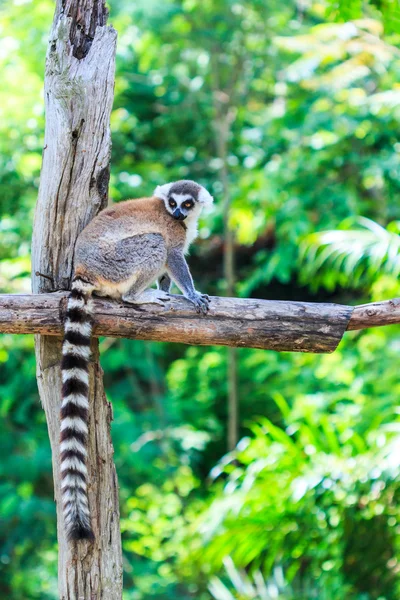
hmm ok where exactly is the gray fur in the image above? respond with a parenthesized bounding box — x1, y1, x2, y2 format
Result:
(76, 233, 166, 287)
(169, 180, 202, 199)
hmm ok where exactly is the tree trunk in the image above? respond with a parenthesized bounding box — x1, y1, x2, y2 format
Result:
(31, 2, 121, 598)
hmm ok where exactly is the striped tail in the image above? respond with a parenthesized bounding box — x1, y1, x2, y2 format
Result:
(60, 277, 95, 542)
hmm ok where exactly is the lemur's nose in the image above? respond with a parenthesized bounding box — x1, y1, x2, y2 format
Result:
(173, 208, 186, 221)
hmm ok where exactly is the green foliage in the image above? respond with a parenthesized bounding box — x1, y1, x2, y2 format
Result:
(0, 335, 57, 598)
(2, 0, 400, 599)
(327, 0, 400, 35)
(209, 558, 349, 600)
(197, 345, 400, 596)
(301, 217, 400, 292)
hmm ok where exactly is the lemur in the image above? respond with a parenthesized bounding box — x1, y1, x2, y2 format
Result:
(60, 180, 213, 541)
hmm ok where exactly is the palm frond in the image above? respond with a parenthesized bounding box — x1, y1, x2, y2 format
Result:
(300, 217, 400, 289)
(208, 558, 293, 600)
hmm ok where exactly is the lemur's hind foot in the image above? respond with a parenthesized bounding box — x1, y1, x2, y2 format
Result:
(122, 288, 171, 306)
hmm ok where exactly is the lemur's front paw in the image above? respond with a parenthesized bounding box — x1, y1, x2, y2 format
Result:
(187, 291, 210, 314)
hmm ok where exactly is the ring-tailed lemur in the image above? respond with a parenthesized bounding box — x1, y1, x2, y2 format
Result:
(61, 180, 213, 541)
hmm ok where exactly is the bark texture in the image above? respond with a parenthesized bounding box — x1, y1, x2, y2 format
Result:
(347, 297, 400, 330)
(31, 1, 120, 598)
(2, 293, 353, 353)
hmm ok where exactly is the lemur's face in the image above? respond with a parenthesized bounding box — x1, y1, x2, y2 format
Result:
(167, 193, 196, 221)
(154, 180, 213, 221)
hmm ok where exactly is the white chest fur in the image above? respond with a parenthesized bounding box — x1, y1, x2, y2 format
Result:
(183, 218, 198, 253)
(183, 208, 201, 254)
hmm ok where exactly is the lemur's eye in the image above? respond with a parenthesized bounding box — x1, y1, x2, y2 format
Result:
(169, 199, 177, 208)
(183, 201, 193, 209)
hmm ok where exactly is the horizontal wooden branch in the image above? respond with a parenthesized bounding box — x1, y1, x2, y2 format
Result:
(0, 293, 399, 353)
(0, 291, 351, 353)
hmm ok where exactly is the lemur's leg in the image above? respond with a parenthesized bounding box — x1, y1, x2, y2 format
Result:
(81, 232, 168, 305)
(122, 264, 171, 305)
(166, 248, 210, 314)
(118, 234, 169, 305)
(157, 273, 172, 293)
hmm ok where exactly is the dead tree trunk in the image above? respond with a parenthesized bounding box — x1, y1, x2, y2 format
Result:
(31, 2, 121, 598)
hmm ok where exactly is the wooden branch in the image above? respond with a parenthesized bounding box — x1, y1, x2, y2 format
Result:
(1, 292, 353, 353)
(347, 297, 400, 330)
(2, 295, 399, 351)
(30, 1, 121, 598)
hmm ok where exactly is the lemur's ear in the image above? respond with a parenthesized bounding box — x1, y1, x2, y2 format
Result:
(154, 183, 172, 201)
(198, 186, 214, 207)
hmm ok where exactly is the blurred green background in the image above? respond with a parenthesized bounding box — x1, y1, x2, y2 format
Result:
(2, 0, 400, 598)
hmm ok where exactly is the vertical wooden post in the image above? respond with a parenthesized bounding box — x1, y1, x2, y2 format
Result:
(31, 2, 122, 597)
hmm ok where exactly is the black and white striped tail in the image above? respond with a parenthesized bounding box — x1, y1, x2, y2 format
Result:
(61, 277, 95, 542)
